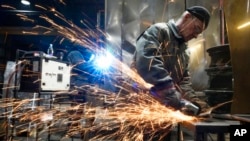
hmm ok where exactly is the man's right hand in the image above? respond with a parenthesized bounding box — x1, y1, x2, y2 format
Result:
(150, 87, 182, 109)
(150, 87, 202, 115)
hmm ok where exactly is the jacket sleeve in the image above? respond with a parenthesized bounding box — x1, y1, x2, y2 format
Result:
(178, 69, 210, 111)
(178, 70, 196, 99)
(134, 24, 174, 88)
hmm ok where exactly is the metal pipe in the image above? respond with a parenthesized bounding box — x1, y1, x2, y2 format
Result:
(212, 113, 250, 123)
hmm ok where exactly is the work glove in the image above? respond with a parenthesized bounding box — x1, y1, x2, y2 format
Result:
(190, 98, 210, 113)
(150, 85, 182, 109)
(150, 84, 201, 115)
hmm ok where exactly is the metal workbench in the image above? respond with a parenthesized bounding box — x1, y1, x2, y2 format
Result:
(179, 118, 240, 141)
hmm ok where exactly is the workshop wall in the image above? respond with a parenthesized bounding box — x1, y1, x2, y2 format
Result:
(224, 0, 250, 114)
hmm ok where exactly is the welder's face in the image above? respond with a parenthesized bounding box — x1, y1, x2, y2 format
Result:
(180, 16, 204, 42)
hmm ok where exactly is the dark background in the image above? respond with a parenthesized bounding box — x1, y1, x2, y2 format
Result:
(0, 0, 105, 60)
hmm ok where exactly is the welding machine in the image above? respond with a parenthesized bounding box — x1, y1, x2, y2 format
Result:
(19, 51, 71, 92)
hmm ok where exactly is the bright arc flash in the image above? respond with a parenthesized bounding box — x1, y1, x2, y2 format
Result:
(94, 51, 113, 70)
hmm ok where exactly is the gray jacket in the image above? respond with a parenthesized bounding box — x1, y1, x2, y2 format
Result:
(132, 20, 196, 100)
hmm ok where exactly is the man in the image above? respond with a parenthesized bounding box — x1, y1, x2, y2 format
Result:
(64, 46, 95, 104)
(132, 6, 210, 113)
(67, 46, 95, 86)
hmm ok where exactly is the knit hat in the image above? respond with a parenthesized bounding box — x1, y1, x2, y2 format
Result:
(186, 6, 210, 29)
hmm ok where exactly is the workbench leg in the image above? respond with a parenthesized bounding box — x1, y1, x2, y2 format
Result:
(217, 133, 225, 141)
(177, 124, 180, 141)
(195, 132, 207, 141)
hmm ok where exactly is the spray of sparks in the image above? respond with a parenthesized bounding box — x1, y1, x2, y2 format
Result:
(0, 1, 200, 140)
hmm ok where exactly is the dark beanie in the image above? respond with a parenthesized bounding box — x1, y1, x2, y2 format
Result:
(186, 6, 210, 29)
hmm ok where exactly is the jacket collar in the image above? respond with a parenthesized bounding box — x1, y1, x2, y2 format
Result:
(168, 20, 185, 42)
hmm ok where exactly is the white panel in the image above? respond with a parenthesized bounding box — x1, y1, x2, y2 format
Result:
(41, 59, 71, 91)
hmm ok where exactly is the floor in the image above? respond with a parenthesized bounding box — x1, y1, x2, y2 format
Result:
(2, 125, 231, 141)
(0, 92, 233, 141)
